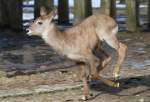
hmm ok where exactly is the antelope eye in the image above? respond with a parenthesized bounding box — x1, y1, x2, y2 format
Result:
(37, 21, 43, 25)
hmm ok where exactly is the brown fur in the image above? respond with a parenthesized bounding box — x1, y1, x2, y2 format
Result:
(40, 14, 117, 58)
(26, 8, 127, 100)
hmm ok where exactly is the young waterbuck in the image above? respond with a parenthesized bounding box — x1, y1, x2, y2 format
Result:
(26, 7, 127, 100)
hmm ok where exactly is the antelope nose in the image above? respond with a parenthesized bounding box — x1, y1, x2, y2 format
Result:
(26, 29, 32, 35)
(26, 29, 29, 32)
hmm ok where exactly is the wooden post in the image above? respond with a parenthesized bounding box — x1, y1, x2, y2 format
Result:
(148, 0, 150, 30)
(0, 0, 9, 28)
(0, 0, 7, 27)
(100, 0, 116, 18)
(100, 0, 110, 15)
(8, 0, 23, 30)
(58, 0, 69, 24)
(74, 0, 92, 25)
(85, 0, 92, 17)
(0, 0, 3, 27)
(135, 0, 140, 27)
(0, 0, 22, 30)
(34, 0, 53, 18)
(110, 0, 116, 19)
(125, 0, 137, 32)
(120, 0, 125, 4)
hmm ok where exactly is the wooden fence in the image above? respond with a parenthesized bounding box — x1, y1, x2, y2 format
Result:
(0, 0, 150, 32)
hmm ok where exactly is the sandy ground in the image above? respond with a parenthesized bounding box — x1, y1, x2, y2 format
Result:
(0, 31, 150, 102)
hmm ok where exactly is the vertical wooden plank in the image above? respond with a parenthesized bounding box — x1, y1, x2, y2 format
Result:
(99, 0, 110, 15)
(74, 0, 85, 24)
(110, 0, 116, 19)
(58, 0, 69, 24)
(148, 0, 150, 30)
(135, 0, 140, 27)
(0, 0, 10, 28)
(34, 0, 53, 18)
(85, 0, 92, 17)
(0, 0, 3, 27)
(8, 0, 23, 30)
(120, 0, 125, 4)
(74, 0, 92, 25)
(100, 0, 116, 18)
(0, 0, 22, 30)
(125, 0, 137, 32)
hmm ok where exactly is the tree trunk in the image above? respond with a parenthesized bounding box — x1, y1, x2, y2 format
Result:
(74, 0, 92, 25)
(58, 0, 69, 24)
(34, 0, 53, 18)
(100, 0, 116, 18)
(0, 0, 22, 30)
(125, 0, 137, 32)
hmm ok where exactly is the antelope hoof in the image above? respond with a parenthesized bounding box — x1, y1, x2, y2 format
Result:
(81, 95, 88, 101)
(113, 82, 120, 88)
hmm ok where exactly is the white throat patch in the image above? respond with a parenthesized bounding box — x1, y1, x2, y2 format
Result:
(41, 24, 54, 43)
(42, 29, 50, 44)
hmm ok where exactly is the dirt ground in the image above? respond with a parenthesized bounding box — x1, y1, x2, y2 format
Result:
(0, 31, 150, 102)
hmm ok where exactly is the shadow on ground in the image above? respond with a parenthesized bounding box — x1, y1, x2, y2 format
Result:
(89, 75, 150, 100)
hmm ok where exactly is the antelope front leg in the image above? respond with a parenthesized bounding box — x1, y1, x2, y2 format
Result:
(80, 64, 89, 101)
(113, 42, 127, 80)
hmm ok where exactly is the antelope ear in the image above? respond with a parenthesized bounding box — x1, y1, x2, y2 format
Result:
(48, 8, 57, 18)
(40, 6, 47, 16)
(52, 7, 57, 17)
